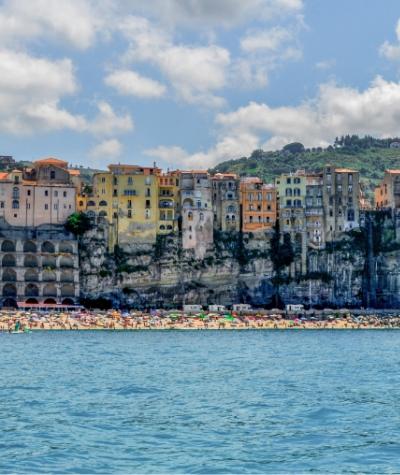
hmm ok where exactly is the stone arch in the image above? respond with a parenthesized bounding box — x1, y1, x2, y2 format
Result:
(182, 198, 194, 208)
(23, 240, 37, 252)
(3, 298, 17, 308)
(60, 269, 74, 282)
(60, 283, 75, 297)
(99, 200, 107, 206)
(42, 256, 57, 269)
(2, 268, 16, 281)
(24, 254, 38, 267)
(99, 211, 107, 217)
(1, 240, 15, 252)
(87, 211, 96, 218)
(59, 256, 74, 268)
(59, 241, 73, 253)
(87, 200, 96, 207)
(25, 298, 39, 304)
(41, 241, 55, 253)
(3, 283, 17, 296)
(62, 298, 75, 305)
(25, 283, 39, 297)
(2, 254, 16, 267)
(42, 269, 56, 281)
(25, 269, 39, 282)
(44, 298, 57, 304)
(43, 283, 57, 297)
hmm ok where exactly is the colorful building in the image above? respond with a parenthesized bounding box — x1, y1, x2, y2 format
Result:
(0, 157, 76, 228)
(212, 173, 240, 232)
(375, 170, 400, 209)
(240, 177, 277, 232)
(158, 170, 180, 235)
(322, 166, 360, 242)
(180, 171, 213, 258)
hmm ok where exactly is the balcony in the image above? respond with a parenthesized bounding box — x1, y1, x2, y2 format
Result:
(159, 191, 174, 197)
(159, 201, 174, 209)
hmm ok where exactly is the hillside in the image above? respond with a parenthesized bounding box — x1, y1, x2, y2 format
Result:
(211, 137, 400, 194)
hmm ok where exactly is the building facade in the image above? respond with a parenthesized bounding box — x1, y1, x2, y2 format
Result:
(322, 166, 360, 242)
(0, 221, 79, 307)
(305, 173, 325, 248)
(375, 170, 400, 209)
(0, 158, 76, 228)
(240, 177, 277, 232)
(158, 171, 180, 235)
(180, 171, 213, 258)
(212, 173, 240, 232)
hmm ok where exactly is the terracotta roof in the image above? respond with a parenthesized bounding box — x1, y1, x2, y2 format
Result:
(34, 157, 68, 167)
(334, 168, 357, 173)
(68, 169, 80, 176)
(0, 172, 9, 181)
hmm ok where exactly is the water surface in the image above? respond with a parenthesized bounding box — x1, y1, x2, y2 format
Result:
(1, 330, 400, 473)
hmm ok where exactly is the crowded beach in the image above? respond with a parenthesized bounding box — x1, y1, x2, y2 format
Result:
(2, 306, 400, 332)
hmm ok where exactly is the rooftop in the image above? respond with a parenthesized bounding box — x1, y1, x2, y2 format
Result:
(34, 157, 68, 168)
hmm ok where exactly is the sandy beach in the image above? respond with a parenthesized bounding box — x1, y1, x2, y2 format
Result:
(1, 309, 400, 332)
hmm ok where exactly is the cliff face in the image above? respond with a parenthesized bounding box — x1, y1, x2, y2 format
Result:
(78, 211, 400, 309)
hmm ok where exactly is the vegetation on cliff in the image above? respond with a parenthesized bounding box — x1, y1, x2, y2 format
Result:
(65, 212, 92, 236)
(211, 135, 400, 194)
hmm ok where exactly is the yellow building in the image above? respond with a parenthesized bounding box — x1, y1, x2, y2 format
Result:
(82, 164, 162, 246)
(157, 171, 180, 234)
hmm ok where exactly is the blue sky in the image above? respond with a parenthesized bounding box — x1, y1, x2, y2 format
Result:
(1, 0, 400, 171)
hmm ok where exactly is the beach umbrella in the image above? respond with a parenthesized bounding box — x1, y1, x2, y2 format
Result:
(224, 313, 235, 321)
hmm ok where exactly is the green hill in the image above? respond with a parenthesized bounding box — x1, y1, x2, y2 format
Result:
(211, 136, 400, 195)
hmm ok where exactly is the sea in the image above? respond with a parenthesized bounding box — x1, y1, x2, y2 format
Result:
(1, 330, 400, 474)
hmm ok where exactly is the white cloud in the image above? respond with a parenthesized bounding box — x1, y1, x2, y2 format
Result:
(0, 49, 85, 134)
(315, 59, 336, 70)
(0, 49, 134, 136)
(146, 76, 400, 168)
(105, 69, 166, 98)
(380, 19, 400, 61)
(120, 16, 230, 106)
(0, 0, 100, 49)
(116, 0, 303, 28)
(89, 138, 123, 159)
(240, 27, 292, 52)
(86, 101, 134, 136)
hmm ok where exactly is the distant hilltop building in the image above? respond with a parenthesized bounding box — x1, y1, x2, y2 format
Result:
(0, 156, 15, 168)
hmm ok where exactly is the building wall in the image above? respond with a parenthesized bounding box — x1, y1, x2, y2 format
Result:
(0, 223, 79, 306)
(276, 171, 307, 235)
(158, 171, 180, 235)
(375, 171, 400, 209)
(240, 178, 277, 232)
(181, 171, 213, 257)
(323, 167, 360, 242)
(212, 174, 240, 232)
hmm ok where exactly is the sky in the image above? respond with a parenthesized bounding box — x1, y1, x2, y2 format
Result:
(1, 0, 400, 171)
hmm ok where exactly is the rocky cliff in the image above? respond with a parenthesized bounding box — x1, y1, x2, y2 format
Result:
(78, 210, 400, 309)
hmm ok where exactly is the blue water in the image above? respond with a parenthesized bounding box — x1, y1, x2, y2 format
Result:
(1, 330, 400, 473)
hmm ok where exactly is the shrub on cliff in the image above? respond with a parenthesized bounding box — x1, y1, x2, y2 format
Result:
(65, 212, 92, 236)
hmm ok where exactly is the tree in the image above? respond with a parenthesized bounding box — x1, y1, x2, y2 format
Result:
(65, 212, 92, 236)
(283, 142, 305, 154)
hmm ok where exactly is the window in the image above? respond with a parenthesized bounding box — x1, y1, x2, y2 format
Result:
(128, 176, 133, 185)
(63, 191, 67, 197)
(294, 177, 301, 184)
(285, 188, 292, 196)
(45, 190, 48, 197)
(113, 189, 118, 197)
(27, 190, 31, 196)
(14, 176, 19, 184)
(0, 202, 3, 208)
(146, 188, 151, 197)
(45, 204, 48, 210)
(79, 200, 83, 206)
(145, 209, 150, 219)
(113, 177, 118, 185)
(128, 210, 132, 218)
(101, 177, 106, 183)
(127, 200, 132, 209)
(12, 200, 19, 209)
(145, 199, 151, 209)
(188, 211, 193, 221)
(200, 213, 204, 221)
(54, 204, 58, 210)
(286, 178, 291, 184)
(54, 191, 58, 197)
(286, 199, 292, 206)
(197, 201, 201, 209)
(266, 193, 272, 201)
(347, 209, 355, 221)
(12, 187, 19, 199)
(50, 170, 55, 180)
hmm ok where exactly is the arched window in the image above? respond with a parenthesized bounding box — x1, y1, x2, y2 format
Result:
(87, 200, 96, 207)
(59, 242, 73, 253)
(12, 187, 19, 199)
(60, 256, 74, 268)
(25, 283, 39, 297)
(99, 211, 107, 217)
(79, 200, 84, 206)
(1, 240, 15, 252)
(42, 241, 55, 253)
(3, 283, 17, 297)
(99, 200, 107, 206)
(24, 269, 39, 282)
(2, 254, 16, 267)
(43, 283, 57, 297)
(12, 200, 19, 209)
(294, 188, 301, 196)
(285, 188, 292, 196)
(2, 268, 16, 282)
(23, 241, 36, 252)
(227, 205, 236, 213)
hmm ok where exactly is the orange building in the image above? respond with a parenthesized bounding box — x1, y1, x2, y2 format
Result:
(240, 177, 277, 232)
